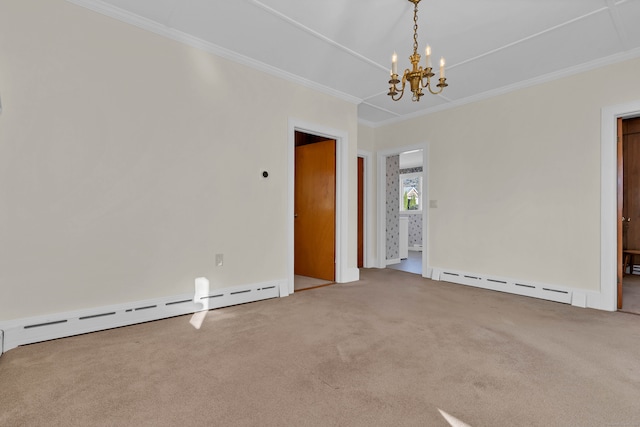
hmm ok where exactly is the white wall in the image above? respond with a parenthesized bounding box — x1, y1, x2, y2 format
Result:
(0, 0, 358, 320)
(374, 57, 640, 292)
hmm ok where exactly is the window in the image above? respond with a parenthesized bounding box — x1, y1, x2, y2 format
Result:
(399, 172, 422, 213)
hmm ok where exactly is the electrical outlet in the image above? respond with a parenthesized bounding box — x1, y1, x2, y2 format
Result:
(215, 253, 224, 267)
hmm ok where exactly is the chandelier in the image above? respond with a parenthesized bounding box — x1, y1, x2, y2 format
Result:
(388, 0, 448, 101)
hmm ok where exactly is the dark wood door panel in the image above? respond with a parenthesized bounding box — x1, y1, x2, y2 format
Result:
(294, 139, 336, 281)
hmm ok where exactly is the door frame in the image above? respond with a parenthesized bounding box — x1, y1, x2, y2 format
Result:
(358, 149, 374, 268)
(601, 100, 640, 311)
(376, 143, 430, 277)
(286, 119, 353, 296)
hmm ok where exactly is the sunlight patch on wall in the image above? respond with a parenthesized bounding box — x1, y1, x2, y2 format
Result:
(190, 277, 210, 329)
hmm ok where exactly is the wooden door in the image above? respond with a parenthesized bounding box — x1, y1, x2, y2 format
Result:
(620, 117, 640, 308)
(357, 156, 364, 268)
(295, 139, 336, 281)
(618, 117, 623, 309)
(623, 118, 640, 250)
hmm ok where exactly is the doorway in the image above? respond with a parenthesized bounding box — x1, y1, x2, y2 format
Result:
(377, 145, 428, 277)
(293, 132, 336, 291)
(619, 116, 640, 314)
(358, 156, 364, 269)
(600, 100, 640, 312)
(286, 120, 352, 296)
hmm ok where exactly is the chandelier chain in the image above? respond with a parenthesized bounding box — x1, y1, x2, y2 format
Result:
(412, 2, 419, 56)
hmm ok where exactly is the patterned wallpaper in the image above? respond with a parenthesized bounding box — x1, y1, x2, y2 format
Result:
(400, 166, 423, 248)
(401, 213, 423, 247)
(386, 155, 399, 260)
(400, 167, 423, 175)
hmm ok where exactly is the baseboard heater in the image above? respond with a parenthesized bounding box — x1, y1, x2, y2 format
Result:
(0, 280, 283, 355)
(434, 269, 577, 306)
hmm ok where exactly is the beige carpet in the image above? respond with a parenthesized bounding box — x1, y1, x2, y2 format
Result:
(1, 268, 639, 426)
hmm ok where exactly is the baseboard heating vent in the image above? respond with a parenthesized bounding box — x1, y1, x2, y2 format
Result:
(24, 320, 68, 329)
(166, 299, 192, 306)
(433, 269, 573, 305)
(0, 279, 284, 354)
(200, 294, 223, 300)
(515, 283, 535, 289)
(79, 312, 116, 320)
(542, 288, 568, 294)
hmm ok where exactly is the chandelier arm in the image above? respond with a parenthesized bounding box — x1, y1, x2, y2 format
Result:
(426, 78, 448, 95)
(392, 74, 408, 101)
(419, 73, 430, 89)
(387, 74, 403, 101)
(390, 88, 405, 101)
(389, 69, 409, 101)
(426, 84, 443, 95)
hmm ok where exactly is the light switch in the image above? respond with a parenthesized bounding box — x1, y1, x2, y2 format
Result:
(429, 200, 438, 208)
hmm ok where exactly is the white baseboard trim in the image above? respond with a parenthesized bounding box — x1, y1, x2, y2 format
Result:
(0, 279, 284, 355)
(431, 268, 603, 310)
(386, 258, 401, 266)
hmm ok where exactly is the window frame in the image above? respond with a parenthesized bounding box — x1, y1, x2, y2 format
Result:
(399, 172, 423, 214)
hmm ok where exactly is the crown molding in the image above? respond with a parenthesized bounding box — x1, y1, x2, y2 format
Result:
(65, 0, 362, 106)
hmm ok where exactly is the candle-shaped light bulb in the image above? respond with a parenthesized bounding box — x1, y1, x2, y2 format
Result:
(439, 57, 445, 79)
(392, 52, 398, 75)
(425, 45, 432, 68)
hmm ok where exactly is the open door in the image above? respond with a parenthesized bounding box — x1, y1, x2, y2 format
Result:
(294, 139, 336, 281)
(618, 117, 623, 309)
(357, 156, 364, 268)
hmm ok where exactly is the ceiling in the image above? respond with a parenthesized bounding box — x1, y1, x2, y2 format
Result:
(72, 0, 640, 126)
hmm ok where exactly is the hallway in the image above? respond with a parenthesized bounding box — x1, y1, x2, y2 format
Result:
(386, 250, 422, 275)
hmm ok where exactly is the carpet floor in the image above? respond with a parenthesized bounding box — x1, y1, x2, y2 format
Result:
(1, 268, 639, 426)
